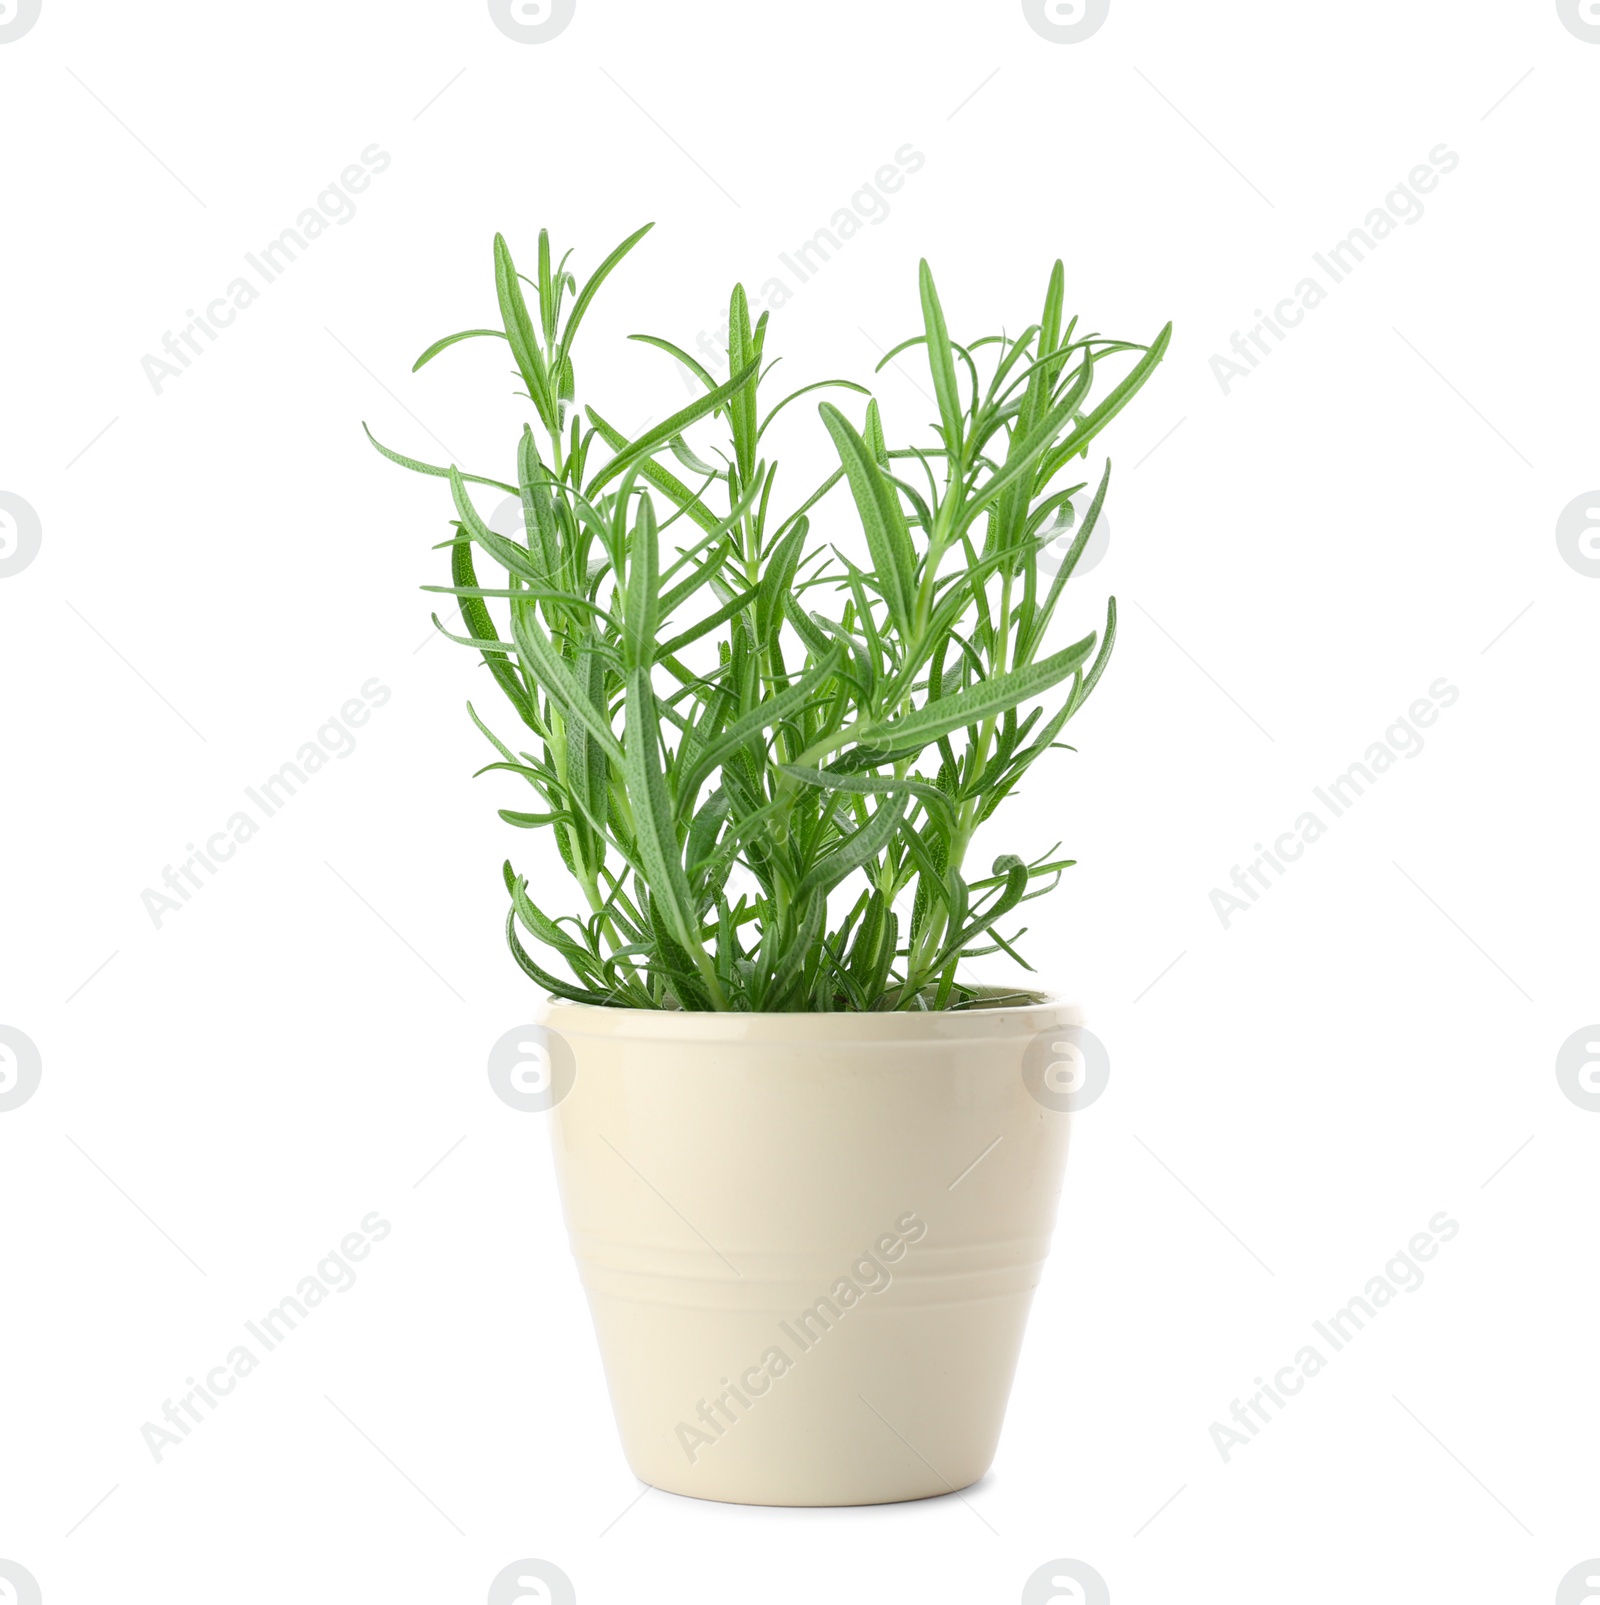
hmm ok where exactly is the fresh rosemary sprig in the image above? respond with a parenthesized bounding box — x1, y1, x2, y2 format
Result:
(371, 225, 1170, 1010)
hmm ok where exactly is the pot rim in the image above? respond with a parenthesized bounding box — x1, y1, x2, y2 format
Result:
(535, 990, 1082, 1042)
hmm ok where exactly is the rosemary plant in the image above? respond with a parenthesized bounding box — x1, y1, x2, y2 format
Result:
(370, 225, 1169, 1010)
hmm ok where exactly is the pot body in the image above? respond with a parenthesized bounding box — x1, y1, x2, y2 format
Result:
(539, 996, 1079, 1506)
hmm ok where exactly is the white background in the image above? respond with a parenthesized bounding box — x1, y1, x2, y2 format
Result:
(2, 1, 1597, 1601)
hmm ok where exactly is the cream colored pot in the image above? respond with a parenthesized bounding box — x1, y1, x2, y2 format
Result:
(537, 995, 1084, 1507)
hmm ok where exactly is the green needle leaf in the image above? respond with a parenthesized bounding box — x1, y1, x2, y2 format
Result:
(817, 402, 917, 635)
(844, 631, 1098, 756)
(412, 329, 509, 371)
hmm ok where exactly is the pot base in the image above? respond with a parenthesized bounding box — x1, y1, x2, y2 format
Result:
(631, 1471, 989, 1509)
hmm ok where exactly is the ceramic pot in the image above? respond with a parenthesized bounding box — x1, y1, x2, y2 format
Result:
(538, 995, 1085, 1506)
